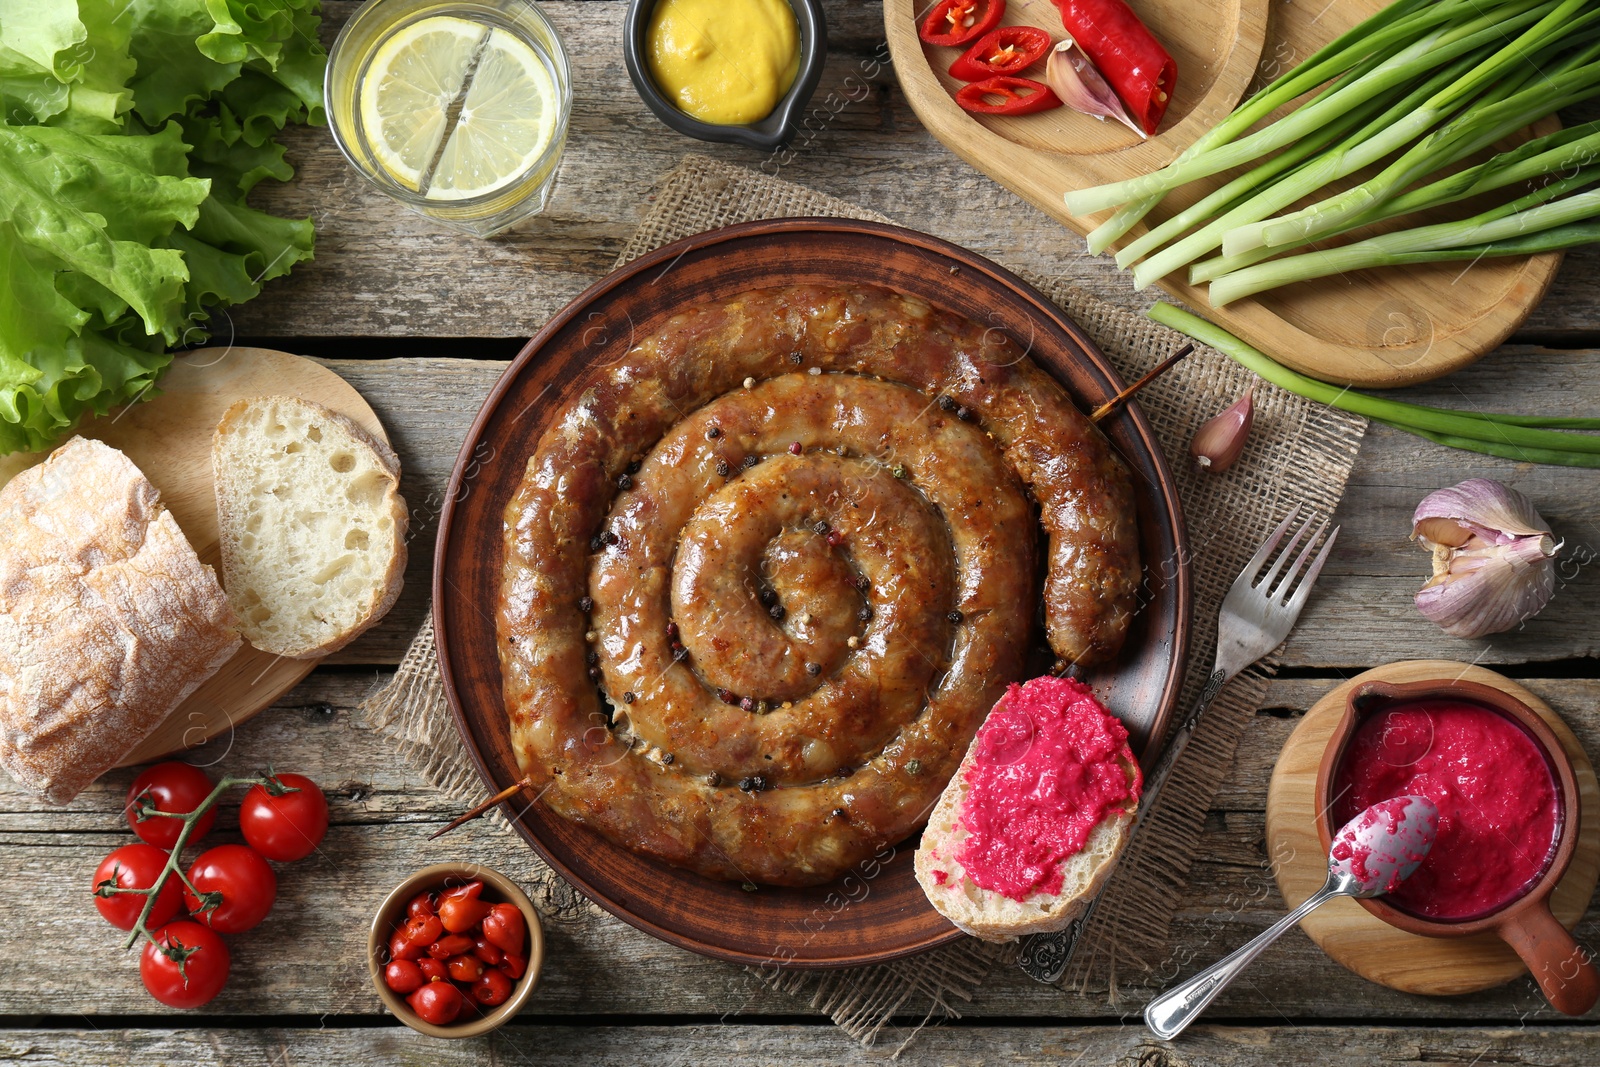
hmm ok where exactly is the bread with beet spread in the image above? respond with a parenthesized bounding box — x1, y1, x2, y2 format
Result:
(914, 676, 1141, 943)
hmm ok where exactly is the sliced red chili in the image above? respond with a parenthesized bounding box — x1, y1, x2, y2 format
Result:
(949, 26, 1052, 81)
(954, 76, 1061, 117)
(1055, 0, 1177, 134)
(919, 0, 1005, 49)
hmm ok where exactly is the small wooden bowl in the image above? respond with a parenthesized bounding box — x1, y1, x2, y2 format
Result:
(1314, 678, 1599, 1016)
(367, 863, 545, 1037)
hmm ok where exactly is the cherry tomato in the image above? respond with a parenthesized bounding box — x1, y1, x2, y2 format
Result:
(384, 960, 424, 994)
(239, 773, 328, 862)
(437, 881, 490, 934)
(447, 954, 485, 983)
(406, 891, 437, 920)
(92, 843, 182, 931)
(417, 957, 448, 983)
(472, 968, 514, 1007)
(406, 980, 464, 1025)
(126, 763, 215, 850)
(141, 920, 230, 1009)
(480, 902, 526, 954)
(427, 933, 474, 959)
(499, 952, 527, 980)
(472, 935, 504, 966)
(182, 845, 276, 934)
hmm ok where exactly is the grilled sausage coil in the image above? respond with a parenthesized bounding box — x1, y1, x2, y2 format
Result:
(499, 285, 1139, 886)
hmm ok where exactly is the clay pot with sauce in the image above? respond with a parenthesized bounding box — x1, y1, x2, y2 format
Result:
(1314, 678, 1599, 1016)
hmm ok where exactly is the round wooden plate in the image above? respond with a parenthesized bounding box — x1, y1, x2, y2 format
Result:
(433, 218, 1192, 968)
(0, 348, 391, 767)
(884, 0, 1564, 387)
(1266, 661, 1600, 996)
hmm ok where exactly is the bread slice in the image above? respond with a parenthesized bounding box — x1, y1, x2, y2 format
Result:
(213, 395, 408, 659)
(0, 437, 241, 804)
(915, 686, 1140, 943)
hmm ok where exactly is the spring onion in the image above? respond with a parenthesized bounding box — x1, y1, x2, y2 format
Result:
(1066, 0, 1600, 302)
(1147, 303, 1600, 468)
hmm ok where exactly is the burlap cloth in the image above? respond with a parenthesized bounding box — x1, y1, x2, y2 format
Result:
(365, 155, 1367, 1051)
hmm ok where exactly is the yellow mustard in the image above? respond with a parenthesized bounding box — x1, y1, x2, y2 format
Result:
(646, 0, 800, 126)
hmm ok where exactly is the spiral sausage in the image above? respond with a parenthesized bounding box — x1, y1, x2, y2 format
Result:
(498, 285, 1139, 886)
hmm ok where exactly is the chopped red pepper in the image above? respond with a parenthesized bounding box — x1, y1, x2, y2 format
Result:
(919, 0, 1005, 49)
(948, 26, 1052, 82)
(954, 76, 1062, 116)
(1054, 0, 1176, 134)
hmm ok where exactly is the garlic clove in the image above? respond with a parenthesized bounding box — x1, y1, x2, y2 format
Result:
(1045, 38, 1146, 139)
(1189, 387, 1253, 473)
(1410, 478, 1561, 639)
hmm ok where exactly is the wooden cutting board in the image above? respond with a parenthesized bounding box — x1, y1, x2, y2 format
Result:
(0, 348, 390, 767)
(1265, 661, 1600, 996)
(884, 0, 1564, 387)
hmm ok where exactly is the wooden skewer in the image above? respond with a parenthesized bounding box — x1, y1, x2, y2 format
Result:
(429, 775, 534, 840)
(1089, 343, 1193, 423)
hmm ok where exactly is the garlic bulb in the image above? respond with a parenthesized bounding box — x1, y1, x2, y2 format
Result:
(1412, 478, 1561, 639)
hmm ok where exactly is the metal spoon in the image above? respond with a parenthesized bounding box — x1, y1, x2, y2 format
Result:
(1144, 794, 1440, 1041)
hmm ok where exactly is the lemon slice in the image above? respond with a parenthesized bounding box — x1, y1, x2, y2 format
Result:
(357, 16, 486, 191)
(428, 28, 559, 202)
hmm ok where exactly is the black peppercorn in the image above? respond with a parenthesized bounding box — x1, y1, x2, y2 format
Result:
(956, 406, 974, 422)
(789, 351, 803, 364)
(661, 753, 674, 765)
(707, 426, 722, 439)
(857, 605, 873, 622)
(769, 604, 786, 621)
(938, 394, 957, 411)
(579, 595, 594, 613)
(947, 610, 964, 624)
(623, 691, 636, 704)
(589, 535, 602, 552)
(707, 772, 722, 787)
(586, 649, 599, 664)
(601, 530, 618, 546)
(616, 474, 633, 490)
(741, 455, 759, 470)
(716, 459, 730, 477)
(626, 460, 641, 474)
(806, 662, 821, 675)
(759, 587, 777, 606)
(587, 666, 600, 680)
(854, 575, 870, 592)
(812, 520, 829, 535)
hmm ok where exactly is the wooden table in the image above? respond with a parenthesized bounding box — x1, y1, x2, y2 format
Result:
(5, 2, 1600, 1062)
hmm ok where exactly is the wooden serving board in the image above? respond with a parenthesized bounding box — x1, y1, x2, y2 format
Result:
(1265, 661, 1600, 996)
(884, 0, 1564, 387)
(0, 348, 391, 768)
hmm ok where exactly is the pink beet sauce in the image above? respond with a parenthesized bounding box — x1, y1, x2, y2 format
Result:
(1333, 699, 1561, 921)
(1329, 796, 1435, 895)
(952, 677, 1141, 902)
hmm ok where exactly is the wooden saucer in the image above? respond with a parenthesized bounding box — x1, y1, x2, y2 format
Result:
(0, 348, 390, 767)
(1265, 661, 1600, 996)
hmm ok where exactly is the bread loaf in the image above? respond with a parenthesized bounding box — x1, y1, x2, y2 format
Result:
(914, 676, 1141, 942)
(212, 395, 407, 658)
(0, 438, 240, 804)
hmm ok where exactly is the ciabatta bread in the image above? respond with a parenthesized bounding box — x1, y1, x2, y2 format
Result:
(0, 438, 240, 804)
(915, 678, 1141, 943)
(212, 395, 408, 659)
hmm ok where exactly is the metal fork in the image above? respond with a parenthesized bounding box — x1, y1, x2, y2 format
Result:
(1017, 506, 1340, 984)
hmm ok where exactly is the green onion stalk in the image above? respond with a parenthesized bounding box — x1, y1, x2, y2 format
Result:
(1147, 302, 1600, 468)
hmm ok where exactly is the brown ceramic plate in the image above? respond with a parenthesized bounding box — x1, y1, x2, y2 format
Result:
(433, 219, 1190, 968)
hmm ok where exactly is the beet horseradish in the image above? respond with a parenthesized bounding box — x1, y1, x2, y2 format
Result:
(948, 677, 1141, 901)
(1333, 698, 1562, 921)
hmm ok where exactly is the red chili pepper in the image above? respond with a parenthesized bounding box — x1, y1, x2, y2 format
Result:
(1054, 0, 1176, 134)
(954, 76, 1061, 116)
(948, 26, 1052, 81)
(919, 0, 1005, 49)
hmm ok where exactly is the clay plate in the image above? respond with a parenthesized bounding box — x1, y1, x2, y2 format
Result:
(433, 218, 1190, 968)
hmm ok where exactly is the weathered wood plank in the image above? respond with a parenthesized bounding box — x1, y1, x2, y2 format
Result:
(319, 344, 1600, 669)
(2, 1024, 1597, 1067)
(2, 673, 1594, 1020)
